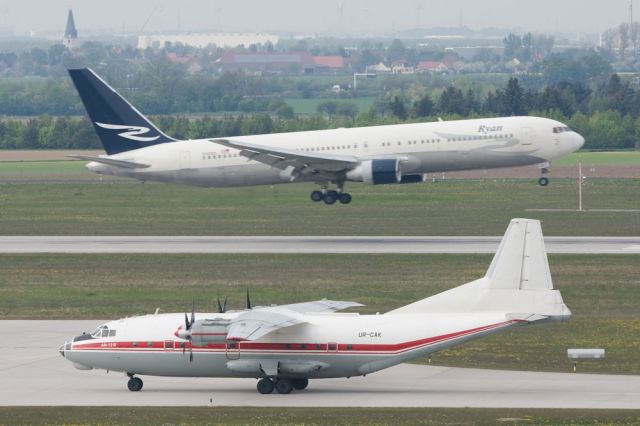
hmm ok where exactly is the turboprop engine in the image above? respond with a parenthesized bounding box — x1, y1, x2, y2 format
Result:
(176, 318, 230, 346)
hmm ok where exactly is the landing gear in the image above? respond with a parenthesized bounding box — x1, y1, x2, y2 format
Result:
(256, 378, 308, 394)
(310, 181, 352, 205)
(538, 176, 549, 186)
(338, 193, 352, 205)
(127, 375, 143, 392)
(292, 378, 309, 390)
(257, 378, 275, 394)
(538, 162, 551, 186)
(310, 190, 324, 202)
(323, 190, 338, 205)
(275, 378, 293, 394)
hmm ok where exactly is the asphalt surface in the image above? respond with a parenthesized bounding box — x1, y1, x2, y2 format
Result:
(1, 236, 639, 254)
(2, 321, 639, 408)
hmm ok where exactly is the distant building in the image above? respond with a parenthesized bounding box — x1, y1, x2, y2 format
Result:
(137, 33, 278, 49)
(63, 9, 78, 50)
(313, 56, 348, 74)
(391, 60, 414, 74)
(216, 51, 315, 75)
(416, 61, 449, 74)
(366, 62, 391, 74)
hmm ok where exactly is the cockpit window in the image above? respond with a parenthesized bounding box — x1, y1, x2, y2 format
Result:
(91, 325, 116, 338)
(553, 126, 572, 133)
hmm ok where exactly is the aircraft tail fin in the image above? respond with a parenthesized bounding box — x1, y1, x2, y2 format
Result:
(388, 218, 571, 322)
(68, 68, 176, 155)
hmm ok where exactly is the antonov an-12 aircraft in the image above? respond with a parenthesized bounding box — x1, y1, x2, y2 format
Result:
(68, 68, 584, 204)
(60, 218, 571, 394)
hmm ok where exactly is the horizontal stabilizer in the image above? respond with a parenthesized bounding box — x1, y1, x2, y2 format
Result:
(68, 155, 150, 169)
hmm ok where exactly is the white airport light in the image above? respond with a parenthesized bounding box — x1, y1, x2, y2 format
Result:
(567, 348, 605, 372)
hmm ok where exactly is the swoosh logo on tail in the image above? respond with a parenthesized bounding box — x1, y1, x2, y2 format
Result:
(95, 122, 160, 142)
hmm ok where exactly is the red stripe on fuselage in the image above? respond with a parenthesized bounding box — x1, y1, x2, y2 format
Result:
(72, 320, 520, 354)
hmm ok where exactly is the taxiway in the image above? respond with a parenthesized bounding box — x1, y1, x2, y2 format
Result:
(1, 236, 639, 254)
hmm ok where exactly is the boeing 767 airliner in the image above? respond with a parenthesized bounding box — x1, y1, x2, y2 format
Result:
(68, 68, 584, 204)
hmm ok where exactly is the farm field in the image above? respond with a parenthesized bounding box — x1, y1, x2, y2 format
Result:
(1, 253, 637, 375)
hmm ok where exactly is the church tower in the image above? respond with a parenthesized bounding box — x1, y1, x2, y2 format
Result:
(63, 9, 78, 50)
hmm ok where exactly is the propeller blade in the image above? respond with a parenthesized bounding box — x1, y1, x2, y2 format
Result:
(189, 346, 194, 362)
(190, 300, 195, 327)
(246, 289, 252, 310)
(184, 312, 190, 330)
(217, 297, 223, 313)
(222, 296, 228, 313)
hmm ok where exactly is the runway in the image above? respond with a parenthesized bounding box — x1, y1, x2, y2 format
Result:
(1, 236, 639, 254)
(2, 321, 639, 408)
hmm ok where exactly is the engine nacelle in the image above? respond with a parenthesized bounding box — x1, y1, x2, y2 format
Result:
(346, 159, 401, 185)
(181, 319, 230, 346)
(399, 174, 426, 184)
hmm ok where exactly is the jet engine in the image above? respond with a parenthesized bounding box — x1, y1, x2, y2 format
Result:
(346, 159, 401, 185)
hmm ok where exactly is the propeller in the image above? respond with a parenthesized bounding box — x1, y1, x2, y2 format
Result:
(217, 296, 228, 313)
(246, 289, 252, 310)
(179, 301, 196, 362)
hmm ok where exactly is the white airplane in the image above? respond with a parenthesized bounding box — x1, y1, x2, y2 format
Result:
(68, 68, 584, 204)
(60, 218, 571, 394)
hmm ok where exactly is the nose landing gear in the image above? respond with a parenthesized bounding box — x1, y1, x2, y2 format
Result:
(538, 162, 551, 186)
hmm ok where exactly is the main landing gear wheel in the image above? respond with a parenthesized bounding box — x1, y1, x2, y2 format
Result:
(257, 378, 275, 394)
(127, 377, 143, 392)
(538, 177, 549, 186)
(310, 190, 324, 202)
(338, 193, 352, 204)
(292, 378, 309, 390)
(275, 379, 293, 394)
(323, 190, 338, 205)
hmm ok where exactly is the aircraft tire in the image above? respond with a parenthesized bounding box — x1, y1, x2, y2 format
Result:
(310, 190, 324, 202)
(338, 193, 352, 204)
(538, 177, 549, 186)
(127, 377, 143, 392)
(292, 378, 309, 390)
(323, 191, 338, 205)
(275, 378, 293, 394)
(257, 378, 275, 394)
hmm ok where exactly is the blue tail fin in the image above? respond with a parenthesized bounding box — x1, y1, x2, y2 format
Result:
(68, 68, 176, 155)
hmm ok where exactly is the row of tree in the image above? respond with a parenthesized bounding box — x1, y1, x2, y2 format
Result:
(381, 75, 640, 121)
(1, 107, 638, 151)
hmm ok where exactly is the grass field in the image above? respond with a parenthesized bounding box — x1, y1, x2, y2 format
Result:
(553, 150, 640, 166)
(284, 96, 376, 115)
(1, 407, 639, 425)
(1, 253, 638, 374)
(0, 178, 638, 235)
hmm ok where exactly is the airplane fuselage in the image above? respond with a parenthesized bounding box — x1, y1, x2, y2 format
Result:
(87, 116, 584, 188)
(62, 309, 522, 379)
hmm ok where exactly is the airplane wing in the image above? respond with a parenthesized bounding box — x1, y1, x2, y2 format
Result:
(67, 155, 150, 169)
(209, 138, 359, 178)
(226, 308, 306, 341)
(226, 300, 363, 341)
(278, 299, 364, 313)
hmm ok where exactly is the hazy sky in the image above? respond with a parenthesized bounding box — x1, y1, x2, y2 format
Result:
(0, 0, 634, 36)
